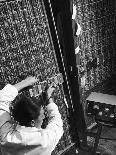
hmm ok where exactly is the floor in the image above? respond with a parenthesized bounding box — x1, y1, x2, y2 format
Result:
(63, 145, 101, 155)
(96, 127, 116, 155)
(64, 129, 116, 155)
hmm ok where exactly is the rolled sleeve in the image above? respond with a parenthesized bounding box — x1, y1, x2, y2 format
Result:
(44, 102, 64, 148)
(0, 84, 18, 112)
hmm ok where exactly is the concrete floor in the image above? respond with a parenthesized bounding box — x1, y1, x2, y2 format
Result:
(63, 125, 116, 155)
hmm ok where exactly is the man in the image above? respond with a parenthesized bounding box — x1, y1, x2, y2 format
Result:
(0, 76, 63, 155)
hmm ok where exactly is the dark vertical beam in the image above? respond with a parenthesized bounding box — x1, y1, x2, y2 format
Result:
(42, 0, 73, 109)
(60, 0, 86, 133)
(43, 0, 86, 146)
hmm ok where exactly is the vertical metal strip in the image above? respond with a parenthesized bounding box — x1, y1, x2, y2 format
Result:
(47, 0, 74, 111)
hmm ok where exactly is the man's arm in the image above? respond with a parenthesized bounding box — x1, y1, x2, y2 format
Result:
(37, 85, 63, 148)
(0, 76, 39, 125)
(44, 100, 64, 148)
(44, 85, 64, 148)
(13, 76, 38, 92)
(0, 76, 39, 109)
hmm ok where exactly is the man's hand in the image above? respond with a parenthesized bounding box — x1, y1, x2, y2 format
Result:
(41, 84, 55, 106)
(47, 84, 55, 99)
(14, 76, 39, 92)
(22, 76, 39, 87)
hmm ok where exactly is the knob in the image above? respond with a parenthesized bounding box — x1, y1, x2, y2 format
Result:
(98, 112, 102, 116)
(110, 114, 115, 118)
(104, 108, 109, 112)
(93, 105, 99, 110)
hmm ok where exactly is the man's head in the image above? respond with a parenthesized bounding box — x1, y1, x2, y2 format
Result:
(10, 95, 45, 128)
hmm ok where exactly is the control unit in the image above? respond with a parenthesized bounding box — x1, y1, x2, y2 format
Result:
(86, 92, 116, 125)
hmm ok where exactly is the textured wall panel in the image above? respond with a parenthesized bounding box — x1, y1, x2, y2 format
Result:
(0, 0, 72, 154)
(73, 0, 116, 126)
